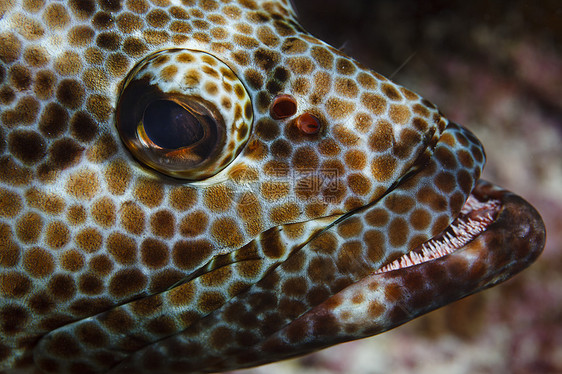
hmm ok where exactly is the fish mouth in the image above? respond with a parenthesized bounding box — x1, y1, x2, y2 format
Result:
(374, 179, 545, 281)
(374, 180, 501, 274)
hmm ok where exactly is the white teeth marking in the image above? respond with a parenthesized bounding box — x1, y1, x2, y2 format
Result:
(375, 195, 501, 274)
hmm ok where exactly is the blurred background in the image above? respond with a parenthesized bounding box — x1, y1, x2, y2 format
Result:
(231, 1, 561, 373)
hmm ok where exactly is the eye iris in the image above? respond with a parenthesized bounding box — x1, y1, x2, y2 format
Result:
(143, 100, 204, 149)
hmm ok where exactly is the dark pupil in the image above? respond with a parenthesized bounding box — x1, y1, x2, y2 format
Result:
(143, 100, 204, 149)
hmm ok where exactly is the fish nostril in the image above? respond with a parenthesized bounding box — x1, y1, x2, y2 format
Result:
(296, 113, 321, 135)
(270, 94, 297, 120)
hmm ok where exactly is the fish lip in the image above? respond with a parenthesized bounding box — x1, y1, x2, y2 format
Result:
(466, 179, 546, 283)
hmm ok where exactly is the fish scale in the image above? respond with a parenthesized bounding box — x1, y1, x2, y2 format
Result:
(0, 1, 545, 373)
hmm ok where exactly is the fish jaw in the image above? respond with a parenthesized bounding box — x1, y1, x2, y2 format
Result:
(191, 179, 545, 371)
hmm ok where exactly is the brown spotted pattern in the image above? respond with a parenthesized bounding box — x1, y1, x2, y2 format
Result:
(0, 0, 544, 373)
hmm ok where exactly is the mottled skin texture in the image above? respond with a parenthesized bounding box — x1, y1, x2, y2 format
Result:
(0, 1, 545, 373)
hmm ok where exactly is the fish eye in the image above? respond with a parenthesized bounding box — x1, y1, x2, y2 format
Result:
(116, 49, 253, 180)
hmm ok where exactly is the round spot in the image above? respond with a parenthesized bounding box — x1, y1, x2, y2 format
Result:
(66, 169, 100, 200)
(106, 52, 130, 77)
(150, 210, 175, 238)
(75, 227, 103, 253)
(410, 208, 432, 231)
(389, 104, 411, 125)
(39, 103, 69, 138)
(91, 197, 116, 228)
(203, 185, 233, 212)
(237, 259, 263, 280)
(0, 272, 31, 298)
(371, 155, 397, 182)
(78, 274, 103, 295)
(141, 238, 169, 269)
(210, 217, 244, 247)
(269, 203, 300, 225)
(0, 33, 22, 64)
(123, 37, 148, 57)
(255, 118, 279, 140)
(337, 217, 363, 238)
(34, 70, 56, 100)
(23, 45, 49, 67)
(292, 146, 318, 170)
(9, 64, 32, 91)
(76, 323, 108, 348)
(104, 160, 131, 196)
(361, 93, 386, 115)
(345, 150, 366, 170)
(89, 255, 113, 276)
(60, 250, 85, 272)
(197, 291, 225, 314)
(67, 205, 87, 225)
(108, 269, 147, 298)
(167, 282, 195, 307)
(335, 77, 359, 99)
(172, 239, 212, 270)
(8, 130, 46, 165)
(107, 232, 137, 265)
(435, 171, 456, 193)
(134, 178, 164, 208)
(49, 274, 76, 301)
(54, 51, 82, 76)
(307, 257, 336, 283)
(70, 111, 98, 143)
(68, 25, 95, 47)
(348, 173, 371, 196)
(48, 138, 84, 171)
(169, 186, 197, 212)
(435, 146, 458, 170)
(336, 58, 356, 75)
(381, 83, 402, 101)
(15, 212, 42, 243)
(368, 120, 394, 153)
(120, 202, 145, 235)
(388, 218, 409, 248)
(96, 32, 121, 50)
(318, 139, 341, 157)
(28, 292, 55, 315)
(281, 276, 308, 297)
(0, 305, 29, 336)
(43, 3, 71, 30)
(200, 266, 233, 288)
(261, 181, 290, 202)
(365, 208, 389, 227)
(456, 169, 474, 195)
(56, 79, 85, 109)
(179, 211, 208, 237)
(45, 221, 70, 249)
(384, 194, 415, 214)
